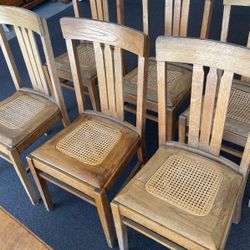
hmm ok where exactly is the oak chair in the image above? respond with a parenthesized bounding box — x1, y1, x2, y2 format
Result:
(111, 37, 250, 250)
(44, 0, 124, 111)
(28, 18, 149, 247)
(179, 1, 250, 158)
(123, 0, 213, 140)
(0, 6, 69, 205)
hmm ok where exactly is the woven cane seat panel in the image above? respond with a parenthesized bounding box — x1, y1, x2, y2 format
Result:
(55, 42, 97, 80)
(0, 95, 46, 129)
(56, 120, 122, 166)
(227, 88, 250, 124)
(63, 43, 95, 67)
(145, 154, 222, 216)
(130, 63, 182, 90)
(124, 59, 192, 106)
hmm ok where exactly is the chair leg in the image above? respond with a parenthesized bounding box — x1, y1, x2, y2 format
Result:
(111, 202, 128, 250)
(167, 108, 175, 141)
(27, 157, 53, 211)
(233, 190, 244, 224)
(95, 190, 116, 248)
(43, 65, 54, 96)
(88, 79, 101, 111)
(179, 115, 187, 143)
(43, 66, 70, 128)
(137, 144, 147, 165)
(8, 149, 39, 206)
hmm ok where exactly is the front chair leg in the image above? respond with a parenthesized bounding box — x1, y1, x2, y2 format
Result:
(9, 149, 39, 205)
(111, 202, 128, 250)
(27, 156, 53, 211)
(95, 189, 116, 248)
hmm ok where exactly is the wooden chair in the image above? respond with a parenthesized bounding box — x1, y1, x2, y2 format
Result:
(111, 37, 250, 250)
(27, 18, 149, 247)
(179, 1, 250, 158)
(0, 6, 69, 205)
(123, 0, 213, 140)
(44, 0, 124, 111)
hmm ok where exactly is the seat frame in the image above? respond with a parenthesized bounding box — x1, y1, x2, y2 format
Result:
(111, 37, 250, 250)
(28, 18, 149, 248)
(0, 6, 69, 205)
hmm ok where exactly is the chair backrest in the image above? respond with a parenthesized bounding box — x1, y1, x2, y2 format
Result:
(160, 0, 213, 38)
(73, 0, 150, 37)
(72, 0, 124, 24)
(0, 6, 69, 124)
(60, 18, 149, 137)
(221, 1, 250, 82)
(221, 0, 250, 42)
(156, 36, 250, 156)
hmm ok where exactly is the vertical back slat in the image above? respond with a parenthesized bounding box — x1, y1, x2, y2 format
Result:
(90, 0, 109, 21)
(157, 61, 167, 145)
(96, 0, 104, 20)
(165, 0, 173, 35)
(72, 0, 81, 17)
(66, 39, 86, 114)
(21, 27, 46, 93)
(199, 67, 217, 151)
(114, 47, 124, 120)
(209, 71, 234, 155)
(136, 56, 148, 138)
(104, 45, 116, 116)
(90, 0, 98, 19)
(117, 0, 124, 24)
(179, 0, 190, 36)
(102, 0, 109, 21)
(188, 64, 204, 147)
(14, 26, 39, 92)
(94, 42, 109, 113)
(28, 30, 49, 95)
(142, 0, 149, 35)
(220, 5, 231, 42)
(0, 25, 22, 90)
(173, 0, 182, 36)
(200, 0, 213, 39)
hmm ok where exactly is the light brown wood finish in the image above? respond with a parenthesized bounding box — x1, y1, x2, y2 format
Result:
(0, 6, 69, 205)
(49, 0, 124, 112)
(28, 18, 149, 248)
(179, 1, 250, 168)
(123, 0, 213, 140)
(0, 207, 51, 249)
(111, 37, 250, 250)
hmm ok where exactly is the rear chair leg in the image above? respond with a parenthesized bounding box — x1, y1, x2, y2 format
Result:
(179, 115, 187, 143)
(8, 149, 39, 205)
(137, 144, 147, 166)
(27, 156, 53, 211)
(167, 108, 176, 141)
